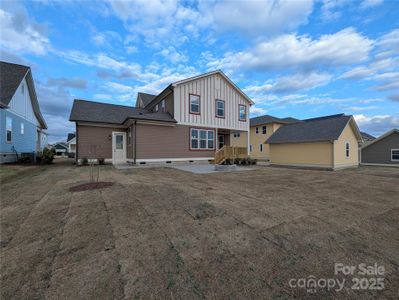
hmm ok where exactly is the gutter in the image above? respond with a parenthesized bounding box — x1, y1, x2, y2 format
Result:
(133, 121, 137, 164)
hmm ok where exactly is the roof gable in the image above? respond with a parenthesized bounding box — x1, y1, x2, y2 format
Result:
(250, 115, 300, 127)
(267, 114, 360, 144)
(136, 92, 156, 108)
(361, 129, 399, 149)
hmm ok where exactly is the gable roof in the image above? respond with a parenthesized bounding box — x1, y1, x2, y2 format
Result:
(144, 70, 254, 109)
(250, 115, 300, 127)
(69, 99, 177, 124)
(67, 133, 75, 142)
(360, 131, 376, 141)
(361, 128, 399, 149)
(53, 142, 68, 150)
(267, 114, 361, 144)
(135, 92, 156, 108)
(0, 61, 47, 129)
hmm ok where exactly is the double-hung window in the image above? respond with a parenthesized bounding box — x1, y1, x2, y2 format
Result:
(259, 144, 263, 152)
(345, 142, 350, 158)
(262, 126, 267, 134)
(239, 105, 246, 121)
(215, 99, 225, 118)
(6, 117, 12, 143)
(391, 149, 399, 161)
(255, 127, 259, 134)
(21, 123, 24, 135)
(160, 99, 166, 112)
(189, 94, 200, 114)
(190, 128, 214, 150)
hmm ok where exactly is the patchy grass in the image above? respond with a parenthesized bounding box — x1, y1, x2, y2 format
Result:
(1, 163, 398, 299)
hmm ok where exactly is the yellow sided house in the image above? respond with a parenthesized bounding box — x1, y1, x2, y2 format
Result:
(266, 114, 362, 170)
(247, 115, 299, 160)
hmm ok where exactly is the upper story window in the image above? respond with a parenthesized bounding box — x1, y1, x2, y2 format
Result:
(255, 127, 259, 134)
(262, 126, 267, 134)
(6, 117, 12, 143)
(239, 105, 246, 121)
(215, 99, 225, 118)
(155, 104, 159, 112)
(21, 123, 24, 135)
(391, 149, 399, 161)
(160, 99, 166, 112)
(189, 94, 200, 114)
(190, 128, 214, 150)
(21, 84, 24, 94)
(345, 142, 350, 158)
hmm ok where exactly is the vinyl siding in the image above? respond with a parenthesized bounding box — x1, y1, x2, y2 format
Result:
(249, 123, 282, 159)
(334, 122, 359, 168)
(361, 132, 399, 164)
(270, 142, 334, 168)
(230, 131, 248, 148)
(173, 73, 250, 131)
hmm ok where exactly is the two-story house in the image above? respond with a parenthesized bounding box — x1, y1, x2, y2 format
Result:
(69, 70, 253, 164)
(0, 61, 48, 163)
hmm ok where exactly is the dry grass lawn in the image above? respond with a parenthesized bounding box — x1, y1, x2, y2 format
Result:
(1, 161, 398, 299)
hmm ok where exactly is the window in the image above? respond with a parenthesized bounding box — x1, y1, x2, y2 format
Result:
(233, 132, 240, 138)
(116, 135, 123, 149)
(160, 99, 166, 112)
(239, 105, 246, 121)
(391, 149, 399, 161)
(127, 127, 132, 145)
(215, 99, 225, 118)
(21, 123, 24, 135)
(259, 143, 263, 152)
(250, 145, 252, 152)
(6, 117, 12, 143)
(155, 104, 159, 112)
(190, 128, 214, 150)
(189, 94, 200, 114)
(255, 127, 259, 134)
(21, 84, 24, 94)
(262, 126, 267, 134)
(345, 142, 350, 158)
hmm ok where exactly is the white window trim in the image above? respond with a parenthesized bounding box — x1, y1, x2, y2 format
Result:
(345, 141, 350, 159)
(391, 149, 399, 161)
(189, 94, 200, 114)
(21, 122, 24, 135)
(190, 128, 215, 150)
(161, 99, 166, 112)
(6, 117, 12, 143)
(239, 105, 246, 121)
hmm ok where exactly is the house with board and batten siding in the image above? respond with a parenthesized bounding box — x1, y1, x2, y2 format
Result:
(0, 61, 48, 163)
(69, 70, 254, 164)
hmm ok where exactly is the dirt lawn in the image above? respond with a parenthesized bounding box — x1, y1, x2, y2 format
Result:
(1, 162, 398, 299)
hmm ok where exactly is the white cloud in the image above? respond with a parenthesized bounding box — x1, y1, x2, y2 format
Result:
(0, 7, 50, 55)
(250, 106, 266, 116)
(157, 46, 188, 64)
(339, 67, 375, 80)
(320, 0, 347, 21)
(202, 0, 314, 36)
(354, 114, 399, 136)
(359, 0, 384, 10)
(207, 28, 373, 72)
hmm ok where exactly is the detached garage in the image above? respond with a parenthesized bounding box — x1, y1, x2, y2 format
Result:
(266, 114, 362, 170)
(361, 129, 399, 166)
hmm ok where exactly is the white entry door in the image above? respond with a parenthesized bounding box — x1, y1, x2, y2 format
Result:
(112, 132, 126, 164)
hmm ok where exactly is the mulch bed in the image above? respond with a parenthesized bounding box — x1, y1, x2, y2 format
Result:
(69, 182, 114, 192)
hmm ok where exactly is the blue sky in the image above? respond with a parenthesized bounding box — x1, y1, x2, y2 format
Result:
(1, 0, 398, 142)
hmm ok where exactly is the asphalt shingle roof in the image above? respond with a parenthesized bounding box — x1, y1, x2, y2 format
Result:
(250, 115, 299, 127)
(360, 131, 376, 141)
(267, 114, 353, 144)
(136, 92, 156, 108)
(0, 61, 29, 106)
(67, 133, 75, 142)
(69, 99, 177, 124)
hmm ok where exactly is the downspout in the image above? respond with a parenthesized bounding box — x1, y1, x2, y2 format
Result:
(75, 123, 78, 164)
(332, 140, 335, 170)
(133, 121, 137, 164)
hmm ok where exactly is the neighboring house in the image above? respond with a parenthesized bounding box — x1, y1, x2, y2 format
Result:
(53, 142, 68, 156)
(0, 61, 47, 163)
(67, 133, 76, 153)
(361, 129, 399, 166)
(360, 131, 376, 146)
(246, 115, 299, 160)
(69, 70, 253, 164)
(266, 114, 362, 170)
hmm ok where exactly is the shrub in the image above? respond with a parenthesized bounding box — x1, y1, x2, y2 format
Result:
(97, 158, 105, 165)
(81, 157, 88, 165)
(42, 147, 55, 164)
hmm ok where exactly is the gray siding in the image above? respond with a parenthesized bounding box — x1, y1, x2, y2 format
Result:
(361, 133, 399, 164)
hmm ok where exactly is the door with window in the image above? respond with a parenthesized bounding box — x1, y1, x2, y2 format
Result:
(112, 132, 126, 164)
(218, 135, 225, 149)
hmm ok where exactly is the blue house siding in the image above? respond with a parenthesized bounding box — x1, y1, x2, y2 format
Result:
(0, 109, 37, 154)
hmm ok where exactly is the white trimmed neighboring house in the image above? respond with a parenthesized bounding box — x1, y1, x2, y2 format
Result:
(361, 129, 399, 166)
(67, 133, 76, 154)
(0, 61, 48, 163)
(52, 142, 68, 157)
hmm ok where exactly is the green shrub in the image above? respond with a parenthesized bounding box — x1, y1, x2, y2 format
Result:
(42, 147, 55, 164)
(81, 157, 88, 165)
(97, 158, 105, 165)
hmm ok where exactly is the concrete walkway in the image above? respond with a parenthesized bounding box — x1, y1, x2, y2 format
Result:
(170, 164, 253, 174)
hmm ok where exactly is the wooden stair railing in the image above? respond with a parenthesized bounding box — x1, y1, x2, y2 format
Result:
(214, 146, 248, 165)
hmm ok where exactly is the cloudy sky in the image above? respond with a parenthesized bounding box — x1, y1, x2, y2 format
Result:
(1, 0, 398, 142)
